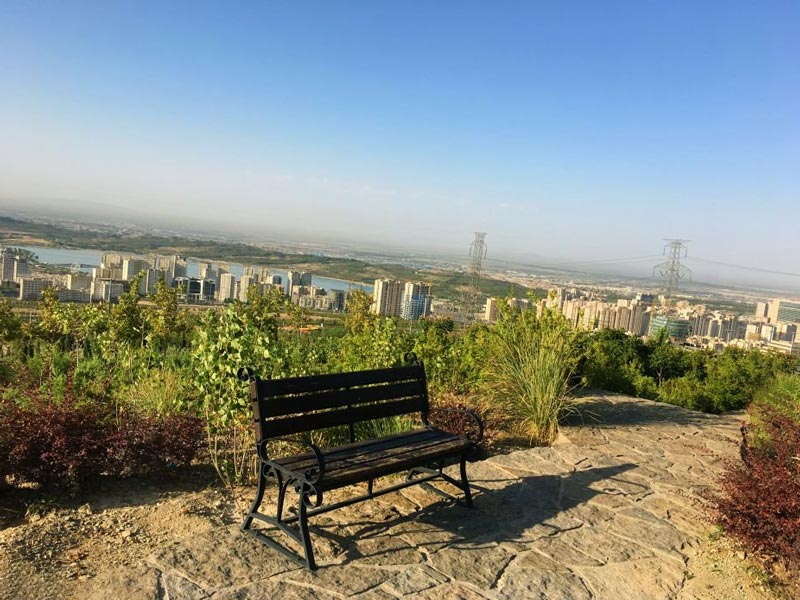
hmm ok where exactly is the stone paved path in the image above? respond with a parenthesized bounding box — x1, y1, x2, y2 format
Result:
(88, 395, 757, 599)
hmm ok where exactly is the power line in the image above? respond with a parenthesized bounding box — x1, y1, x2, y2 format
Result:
(688, 257, 800, 278)
(539, 254, 664, 267)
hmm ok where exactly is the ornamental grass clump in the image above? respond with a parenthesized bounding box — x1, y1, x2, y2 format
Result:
(484, 303, 580, 445)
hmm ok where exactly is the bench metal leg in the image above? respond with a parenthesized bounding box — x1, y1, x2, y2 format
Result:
(460, 455, 473, 508)
(276, 473, 291, 523)
(242, 463, 269, 531)
(297, 484, 316, 570)
(407, 460, 475, 508)
(243, 459, 474, 571)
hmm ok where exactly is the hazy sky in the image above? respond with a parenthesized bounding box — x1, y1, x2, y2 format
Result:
(1, 2, 798, 285)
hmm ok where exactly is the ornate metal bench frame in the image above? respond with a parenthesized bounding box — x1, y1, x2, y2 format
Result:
(238, 355, 483, 570)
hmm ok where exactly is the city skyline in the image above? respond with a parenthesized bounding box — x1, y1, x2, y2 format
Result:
(1, 2, 798, 288)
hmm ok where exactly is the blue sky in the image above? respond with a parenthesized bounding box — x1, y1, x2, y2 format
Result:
(1, 1, 798, 286)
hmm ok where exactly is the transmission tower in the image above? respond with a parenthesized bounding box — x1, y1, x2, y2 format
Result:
(653, 239, 692, 299)
(468, 232, 487, 314)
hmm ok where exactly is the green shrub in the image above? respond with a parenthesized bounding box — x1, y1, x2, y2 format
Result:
(581, 329, 644, 394)
(190, 300, 279, 486)
(748, 373, 800, 451)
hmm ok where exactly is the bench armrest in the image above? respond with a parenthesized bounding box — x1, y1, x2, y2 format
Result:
(423, 407, 484, 445)
(260, 439, 327, 485)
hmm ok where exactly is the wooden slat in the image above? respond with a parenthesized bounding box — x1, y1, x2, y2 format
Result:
(258, 365, 424, 398)
(264, 396, 428, 437)
(273, 428, 472, 490)
(277, 429, 443, 470)
(258, 379, 426, 418)
(328, 438, 470, 487)
(280, 432, 464, 475)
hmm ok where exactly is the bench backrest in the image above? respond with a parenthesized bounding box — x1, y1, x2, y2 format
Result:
(247, 363, 429, 442)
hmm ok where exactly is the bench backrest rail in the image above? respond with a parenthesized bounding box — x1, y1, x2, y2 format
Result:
(245, 363, 430, 442)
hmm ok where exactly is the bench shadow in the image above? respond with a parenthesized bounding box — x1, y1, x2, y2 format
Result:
(563, 395, 723, 428)
(302, 462, 639, 567)
(0, 465, 219, 529)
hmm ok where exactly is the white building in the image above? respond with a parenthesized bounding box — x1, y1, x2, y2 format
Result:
(372, 279, 404, 317)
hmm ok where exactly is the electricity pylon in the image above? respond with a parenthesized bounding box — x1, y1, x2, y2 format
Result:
(468, 232, 487, 315)
(653, 239, 691, 299)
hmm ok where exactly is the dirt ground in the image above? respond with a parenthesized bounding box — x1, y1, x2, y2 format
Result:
(0, 467, 794, 600)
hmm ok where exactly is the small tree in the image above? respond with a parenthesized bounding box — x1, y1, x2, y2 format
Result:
(146, 279, 183, 351)
(190, 302, 278, 485)
(0, 298, 21, 354)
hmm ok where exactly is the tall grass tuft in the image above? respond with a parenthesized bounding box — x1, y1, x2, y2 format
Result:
(483, 302, 580, 445)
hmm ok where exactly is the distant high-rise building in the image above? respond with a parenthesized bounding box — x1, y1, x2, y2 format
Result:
(101, 253, 124, 269)
(66, 273, 92, 291)
(768, 299, 800, 324)
(18, 277, 54, 300)
(287, 270, 300, 294)
(691, 313, 712, 337)
(197, 262, 214, 280)
(12, 257, 28, 281)
(484, 298, 499, 323)
(400, 282, 432, 320)
(90, 280, 124, 303)
(373, 279, 404, 317)
(141, 269, 167, 295)
(649, 315, 691, 341)
(754, 301, 769, 319)
(0, 248, 27, 282)
(240, 274, 256, 302)
(330, 289, 346, 312)
(219, 273, 237, 302)
(0, 248, 16, 281)
(629, 305, 652, 337)
(635, 293, 656, 307)
(615, 306, 632, 330)
(169, 255, 187, 280)
(122, 258, 149, 281)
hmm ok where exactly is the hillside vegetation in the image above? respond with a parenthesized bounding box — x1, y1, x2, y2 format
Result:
(0, 217, 535, 300)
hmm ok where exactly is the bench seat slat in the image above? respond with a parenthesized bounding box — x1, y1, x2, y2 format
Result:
(277, 428, 445, 471)
(257, 379, 426, 418)
(274, 428, 471, 490)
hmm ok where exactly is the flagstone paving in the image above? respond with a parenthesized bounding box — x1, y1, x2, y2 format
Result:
(66, 396, 772, 598)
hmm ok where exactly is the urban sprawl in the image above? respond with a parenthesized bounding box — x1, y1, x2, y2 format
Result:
(2, 247, 798, 356)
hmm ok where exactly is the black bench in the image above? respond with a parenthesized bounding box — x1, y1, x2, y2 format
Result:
(237, 355, 483, 570)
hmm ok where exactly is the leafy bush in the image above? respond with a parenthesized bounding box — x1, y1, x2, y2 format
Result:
(190, 298, 280, 486)
(581, 329, 645, 395)
(717, 406, 800, 571)
(109, 413, 204, 476)
(747, 373, 800, 452)
(0, 398, 110, 486)
(0, 398, 202, 487)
